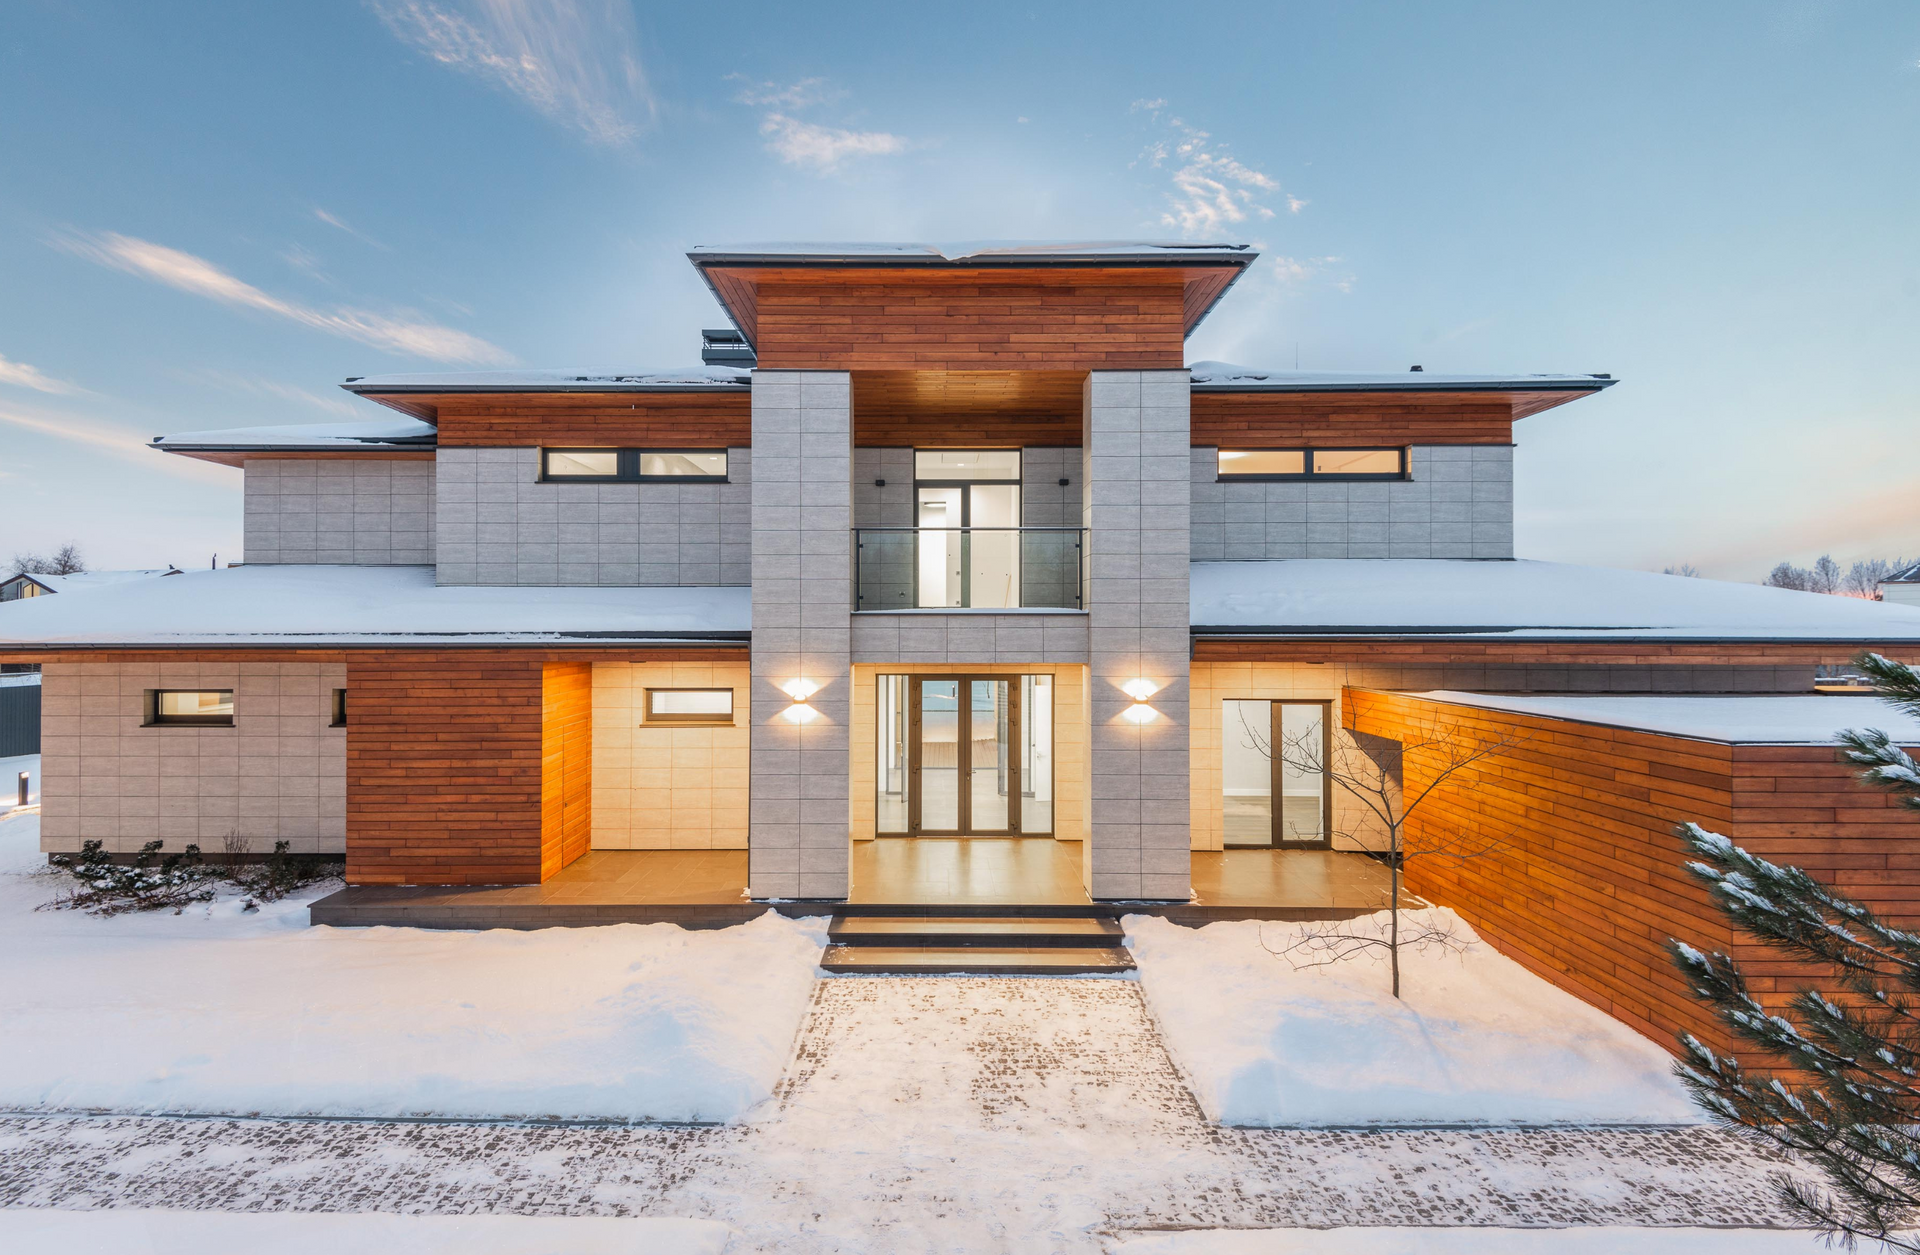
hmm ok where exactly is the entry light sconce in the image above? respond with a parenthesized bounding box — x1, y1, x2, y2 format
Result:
(781, 678, 820, 724)
(1121, 678, 1158, 724)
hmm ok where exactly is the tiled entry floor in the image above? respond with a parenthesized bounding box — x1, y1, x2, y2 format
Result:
(307, 843, 1412, 927)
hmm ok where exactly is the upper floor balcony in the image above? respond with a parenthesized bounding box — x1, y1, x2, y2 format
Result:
(852, 527, 1086, 611)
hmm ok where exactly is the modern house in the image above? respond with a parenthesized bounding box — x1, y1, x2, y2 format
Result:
(0, 568, 180, 602)
(4, 240, 1920, 1051)
(1882, 559, 1920, 606)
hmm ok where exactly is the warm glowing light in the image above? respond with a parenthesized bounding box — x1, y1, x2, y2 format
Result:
(783, 702, 819, 724)
(781, 678, 820, 701)
(1120, 703, 1157, 724)
(1121, 678, 1157, 702)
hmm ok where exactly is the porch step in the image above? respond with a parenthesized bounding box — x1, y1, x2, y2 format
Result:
(828, 914, 1124, 948)
(821, 912, 1134, 974)
(820, 945, 1135, 975)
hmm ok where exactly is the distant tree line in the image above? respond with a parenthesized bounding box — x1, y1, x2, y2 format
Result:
(1764, 555, 1913, 599)
(9, 543, 86, 577)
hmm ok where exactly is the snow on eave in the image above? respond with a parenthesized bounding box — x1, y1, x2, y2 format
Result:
(686, 241, 1257, 267)
(1393, 690, 1920, 746)
(340, 367, 751, 395)
(1188, 360, 1616, 393)
(151, 418, 438, 453)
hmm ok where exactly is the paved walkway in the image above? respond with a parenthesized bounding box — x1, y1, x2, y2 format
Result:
(0, 978, 1805, 1253)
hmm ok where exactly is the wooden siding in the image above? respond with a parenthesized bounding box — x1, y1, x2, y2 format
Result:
(853, 369, 1083, 447)
(743, 268, 1190, 371)
(1345, 689, 1920, 1054)
(1191, 391, 1518, 447)
(371, 392, 753, 445)
(346, 652, 546, 886)
(1191, 638, 1920, 667)
(541, 662, 592, 877)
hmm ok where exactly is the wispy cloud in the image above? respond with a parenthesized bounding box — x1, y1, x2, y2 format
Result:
(280, 242, 329, 282)
(370, 0, 654, 146)
(759, 114, 909, 171)
(53, 230, 513, 365)
(0, 353, 83, 396)
(313, 207, 390, 250)
(173, 368, 365, 418)
(727, 74, 841, 110)
(1133, 100, 1290, 237)
(0, 402, 231, 485)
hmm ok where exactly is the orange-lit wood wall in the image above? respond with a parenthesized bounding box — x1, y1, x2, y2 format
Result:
(541, 662, 593, 877)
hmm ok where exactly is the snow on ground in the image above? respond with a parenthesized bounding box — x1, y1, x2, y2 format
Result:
(0, 809, 824, 1122)
(1105, 1228, 1852, 1254)
(0, 1207, 731, 1254)
(1127, 909, 1695, 1126)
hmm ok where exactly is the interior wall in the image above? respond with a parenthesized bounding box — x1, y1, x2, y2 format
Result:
(591, 660, 750, 850)
(849, 663, 1088, 844)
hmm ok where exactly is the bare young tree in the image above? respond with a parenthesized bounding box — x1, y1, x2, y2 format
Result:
(9, 542, 86, 576)
(1240, 708, 1520, 998)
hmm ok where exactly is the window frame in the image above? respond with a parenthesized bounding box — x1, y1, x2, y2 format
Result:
(642, 687, 736, 726)
(912, 448, 1023, 485)
(144, 689, 236, 728)
(330, 688, 347, 728)
(1215, 446, 1408, 483)
(1221, 697, 1334, 850)
(539, 448, 729, 484)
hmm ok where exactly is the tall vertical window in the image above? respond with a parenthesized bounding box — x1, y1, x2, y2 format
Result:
(915, 449, 1022, 609)
(1221, 699, 1330, 847)
(331, 689, 347, 727)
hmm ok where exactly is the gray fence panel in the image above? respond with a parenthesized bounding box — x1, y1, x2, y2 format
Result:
(0, 684, 41, 757)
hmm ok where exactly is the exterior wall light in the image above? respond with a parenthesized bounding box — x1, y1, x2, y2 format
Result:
(1121, 678, 1158, 724)
(781, 678, 820, 723)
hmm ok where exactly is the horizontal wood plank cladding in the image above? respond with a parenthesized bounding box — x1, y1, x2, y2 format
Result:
(1191, 391, 1517, 447)
(426, 392, 752, 447)
(853, 370, 1084, 446)
(347, 652, 546, 887)
(1191, 639, 1920, 667)
(1345, 689, 1920, 1055)
(745, 268, 1188, 371)
(541, 662, 592, 878)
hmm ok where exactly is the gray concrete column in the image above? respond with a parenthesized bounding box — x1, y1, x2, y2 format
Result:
(1083, 370, 1192, 900)
(748, 370, 853, 899)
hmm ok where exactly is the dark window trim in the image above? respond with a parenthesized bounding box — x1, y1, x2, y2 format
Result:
(1216, 446, 1408, 482)
(1222, 697, 1334, 850)
(642, 687, 736, 726)
(331, 689, 347, 728)
(144, 689, 236, 728)
(540, 447, 730, 484)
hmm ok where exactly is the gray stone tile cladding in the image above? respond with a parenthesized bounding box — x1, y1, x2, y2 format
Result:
(242, 458, 435, 566)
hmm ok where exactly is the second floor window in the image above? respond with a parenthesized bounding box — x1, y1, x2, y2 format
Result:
(541, 449, 728, 483)
(1216, 447, 1406, 481)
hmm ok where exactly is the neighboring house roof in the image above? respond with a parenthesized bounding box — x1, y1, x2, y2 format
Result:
(0, 566, 751, 647)
(1396, 691, 1920, 746)
(686, 241, 1257, 266)
(1189, 559, 1920, 641)
(1188, 360, 1615, 394)
(1882, 560, 1920, 586)
(340, 367, 751, 396)
(1, 569, 180, 596)
(152, 418, 438, 455)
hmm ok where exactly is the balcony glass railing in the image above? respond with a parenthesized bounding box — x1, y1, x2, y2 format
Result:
(853, 527, 1086, 611)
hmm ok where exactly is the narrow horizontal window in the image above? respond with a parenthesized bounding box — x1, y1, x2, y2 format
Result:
(146, 689, 234, 727)
(1216, 447, 1406, 481)
(914, 449, 1021, 482)
(543, 449, 621, 479)
(644, 688, 735, 724)
(540, 449, 728, 482)
(331, 689, 347, 727)
(638, 450, 726, 480)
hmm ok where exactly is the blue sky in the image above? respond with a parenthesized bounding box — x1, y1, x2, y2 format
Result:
(1, 0, 1915, 579)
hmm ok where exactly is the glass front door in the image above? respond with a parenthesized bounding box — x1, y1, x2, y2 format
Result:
(1221, 699, 1331, 848)
(877, 673, 1053, 835)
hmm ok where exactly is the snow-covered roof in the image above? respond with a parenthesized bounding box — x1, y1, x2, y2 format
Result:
(688, 241, 1256, 266)
(0, 566, 750, 647)
(152, 418, 436, 453)
(1883, 561, 1920, 586)
(1400, 691, 1920, 745)
(1190, 560, 1920, 640)
(342, 367, 750, 394)
(1188, 361, 1614, 393)
(1, 570, 180, 594)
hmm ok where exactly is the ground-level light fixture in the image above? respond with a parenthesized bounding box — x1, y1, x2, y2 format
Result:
(781, 678, 820, 723)
(1121, 678, 1158, 724)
